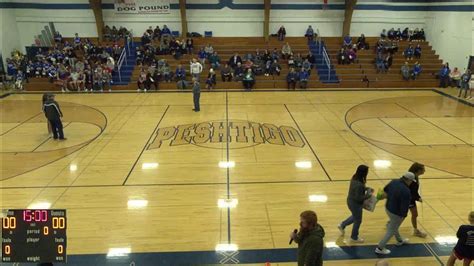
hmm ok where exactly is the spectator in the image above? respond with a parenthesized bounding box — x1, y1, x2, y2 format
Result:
(439, 64, 450, 88)
(289, 210, 325, 266)
(388, 28, 396, 39)
(161, 61, 172, 82)
(381, 29, 387, 39)
(73, 33, 81, 48)
(375, 172, 414, 255)
(395, 28, 402, 40)
(307, 52, 316, 66)
(357, 34, 368, 50)
(412, 62, 422, 80)
(337, 48, 346, 65)
(208, 52, 221, 70)
(233, 62, 244, 81)
(175, 64, 186, 81)
(288, 55, 295, 68)
(305, 25, 314, 41)
(287, 68, 298, 90)
(361, 75, 370, 88)
(419, 28, 426, 41)
(277, 25, 286, 41)
(298, 68, 309, 89)
(264, 60, 272, 76)
(446, 211, 474, 266)
(338, 165, 372, 243)
(343, 34, 352, 48)
(469, 72, 474, 99)
(221, 63, 232, 82)
(449, 67, 462, 88)
(347, 48, 357, 64)
(161, 25, 171, 37)
(137, 69, 147, 92)
(271, 59, 281, 76)
(206, 68, 217, 90)
(54, 31, 63, 43)
(401, 62, 410, 81)
(204, 43, 214, 56)
(242, 68, 255, 91)
(151, 67, 161, 90)
(198, 48, 207, 66)
(302, 59, 311, 75)
(186, 38, 194, 54)
(294, 53, 303, 69)
(69, 70, 80, 91)
(14, 70, 25, 90)
(190, 58, 203, 79)
(414, 44, 422, 59)
(282, 42, 293, 59)
(384, 54, 393, 71)
(228, 53, 242, 69)
(458, 70, 471, 98)
(404, 45, 414, 60)
(401, 27, 409, 40)
(153, 26, 161, 41)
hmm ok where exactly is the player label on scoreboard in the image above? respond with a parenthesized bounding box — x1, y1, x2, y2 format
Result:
(2, 209, 67, 263)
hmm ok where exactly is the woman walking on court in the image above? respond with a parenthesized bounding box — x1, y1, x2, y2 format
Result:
(408, 162, 427, 238)
(42, 93, 52, 136)
(338, 164, 373, 243)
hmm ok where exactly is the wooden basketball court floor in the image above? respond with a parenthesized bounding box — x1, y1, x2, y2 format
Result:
(0, 89, 472, 265)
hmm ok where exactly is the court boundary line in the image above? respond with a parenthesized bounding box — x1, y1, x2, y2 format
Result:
(378, 118, 418, 145)
(284, 104, 332, 181)
(121, 105, 170, 186)
(0, 92, 11, 98)
(432, 88, 474, 107)
(225, 91, 232, 244)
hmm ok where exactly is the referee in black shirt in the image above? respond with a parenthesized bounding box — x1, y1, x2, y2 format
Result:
(42, 94, 66, 140)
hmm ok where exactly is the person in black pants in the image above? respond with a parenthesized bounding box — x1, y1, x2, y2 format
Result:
(42, 94, 66, 140)
(192, 77, 200, 112)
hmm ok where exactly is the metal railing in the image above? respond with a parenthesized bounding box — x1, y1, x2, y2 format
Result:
(116, 32, 133, 82)
(315, 29, 322, 54)
(322, 45, 331, 81)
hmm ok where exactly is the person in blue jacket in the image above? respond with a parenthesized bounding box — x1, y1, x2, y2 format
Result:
(287, 68, 298, 90)
(438, 64, 450, 88)
(298, 68, 309, 89)
(412, 62, 422, 80)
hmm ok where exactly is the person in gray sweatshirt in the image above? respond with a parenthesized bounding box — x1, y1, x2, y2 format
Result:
(192, 77, 201, 112)
(338, 165, 373, 242)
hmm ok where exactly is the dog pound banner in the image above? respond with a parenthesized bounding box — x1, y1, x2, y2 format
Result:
(114, 0, 171, 14)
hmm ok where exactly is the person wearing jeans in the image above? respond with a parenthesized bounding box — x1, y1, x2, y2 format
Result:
(375, 172, 414, 255)
(338, 165, 372, 243)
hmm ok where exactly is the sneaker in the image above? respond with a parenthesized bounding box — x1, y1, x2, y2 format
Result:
(337, 225, 345, 236)
(375, 247, 391, 255)
(137, 89, 140, 92)
(350, 238, 364, 243)
(414, 230, 427, 238)
(395, 238, 409, 246)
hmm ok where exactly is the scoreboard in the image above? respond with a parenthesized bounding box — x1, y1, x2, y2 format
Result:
(1, 209, 67, 263)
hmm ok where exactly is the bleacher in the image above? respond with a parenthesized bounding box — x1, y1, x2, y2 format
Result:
(24, 36, 442, 92)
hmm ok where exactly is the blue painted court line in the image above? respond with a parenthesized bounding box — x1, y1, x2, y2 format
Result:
(1, 242, 453, 265)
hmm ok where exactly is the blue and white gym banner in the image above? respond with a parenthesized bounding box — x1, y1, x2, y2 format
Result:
(114, 0, 171, 14)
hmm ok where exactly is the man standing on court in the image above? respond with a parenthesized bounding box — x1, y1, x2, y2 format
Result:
(375, 172, 414, 255)
(290, 210, 325, 266)
(42, 94, 66, 140)
(192, 77, 200, 112)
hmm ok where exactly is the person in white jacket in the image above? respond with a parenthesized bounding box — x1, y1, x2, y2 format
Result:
(190, 58, 203, 80)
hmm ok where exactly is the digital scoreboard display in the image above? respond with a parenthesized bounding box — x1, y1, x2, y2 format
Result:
(1, 209, 67, 263)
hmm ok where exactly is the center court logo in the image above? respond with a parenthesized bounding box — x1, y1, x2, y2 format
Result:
(148, 120, 306, 149)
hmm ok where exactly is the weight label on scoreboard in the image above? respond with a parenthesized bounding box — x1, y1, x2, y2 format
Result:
(1, 209, 67, 263)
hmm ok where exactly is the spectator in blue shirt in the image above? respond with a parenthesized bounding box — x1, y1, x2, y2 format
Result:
(287, 67, 298, 90)
(375, 172, 414, 255)
(298, 68, 309, 89)
(412, 62, 422, 80)
(414, 44, 422, 59)
(343, 34, 352, 48)
(198, 48, 207, 66)
(404, 45, 414, 60)
(439, 64, 450, 88)
(161, 25, 171, 36)
(175, 64, 186, 81)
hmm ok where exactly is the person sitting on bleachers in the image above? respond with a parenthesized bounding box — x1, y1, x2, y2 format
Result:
(102, 67, 112, 92)
(287, 67, 298, 90)
(414, 44, 422, 59)
(73, 33, 81, 49)
(262, 49, 271, 64)
(375, 53, 386, 73)
(305, 25, 315, 41)
(161, 61, 173, 82)
(419, 29, 426, 41)
(242, 68, 255, 90)
(271, 59, 281, 76)
(209, 52, 221, 70)
(204, 43, 214, 56)
(254, 60, 264, 76)
(337, 48, 346, 65)
(54, 31, 63, 43)
(244, 59, 254, 71)
(243, 53, 254, 62)
(385, 41, 398, 54)
(221, 63, 232, 82)
(380, 29, 387, 39)
(234, 62, 244, 81)
(298, 68, 309, 90)
(288, 55, 295, 68)
(395, 28, 402, 40)
(401, 62, 410, 81)
(228, 53, 242, 69)
(282, 42, 292, 59)
(412, 28, 422, 42)
(174, 64, 186, 81)
(84, 67, 93, 91)
(438, 64, 450, 88)
(206, 68, 217, 90)
(137, 68, 147, 92)
(294, 53, 303, 69)
(198, 47, 207, 66)
(449, 67, 462, 88)
(357, 34, 368, 50)
(77, 71, 86, 91)
(151, 67, 161, 90)
(388, 28, 396, 40)
(343, 34, 352, 48)
(159, 38, 170, 54)
(271, 48, 280, 62)
(404, 45, 415, 60)
(407, 28, 414, 42)
(278, 25, 286, 41)
(161, 25, 171, 38)
(69, 70, 80, 91)
(186, 38, 194, 54)
(307, 51, 316, 66)
(14, 70, 25, 90)
(412, 62, 422, 80)
(153, 26, 161, 41)
(254, 49, 262, 61)
(347, 48, 357, 64)
(47, 64, 58, 83)
(302, 59, 311, 75)
(264, 60, 272, 76)
(384, 54, 393, 71)
(401, 27, 409, 40)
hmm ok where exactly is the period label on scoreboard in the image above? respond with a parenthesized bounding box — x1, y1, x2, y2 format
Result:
(1, 209, 67, 263)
